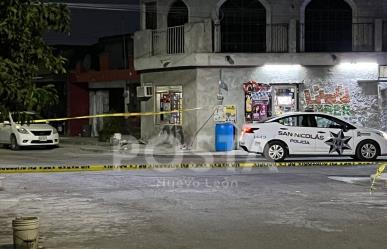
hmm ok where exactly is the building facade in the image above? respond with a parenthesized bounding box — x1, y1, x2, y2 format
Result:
(68, 34, 140, 137)
(134, 0, 387, 150)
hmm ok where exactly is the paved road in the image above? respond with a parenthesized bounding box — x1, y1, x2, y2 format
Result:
(0, 144, 260, 167)
(0, 144, 386, 167)
(0, 166, 386, 249)
(1, 145, 387, 249)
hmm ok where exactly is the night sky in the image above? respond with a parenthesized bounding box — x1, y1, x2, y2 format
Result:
(45, 0, 140, 45)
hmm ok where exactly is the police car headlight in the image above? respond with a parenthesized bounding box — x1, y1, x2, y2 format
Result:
(17, 127, 29, 134)
(375, 131, 387, 139)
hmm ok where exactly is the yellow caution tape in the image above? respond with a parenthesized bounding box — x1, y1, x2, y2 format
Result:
(32, 107, 205, 123)
(0, 161, 378, 174)
(370, 163, 386, 192)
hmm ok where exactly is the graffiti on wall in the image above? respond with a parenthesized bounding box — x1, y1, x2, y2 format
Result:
(303, 85, 352, 116)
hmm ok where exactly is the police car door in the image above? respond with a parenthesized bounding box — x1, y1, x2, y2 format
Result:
(311, 114, 355, 155)
(275, 115, 315, 154)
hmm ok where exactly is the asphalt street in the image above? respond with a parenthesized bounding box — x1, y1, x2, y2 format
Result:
(0, 143, 386, 167)
(0, 144, 387, 249)
(0, 144, 261, 167)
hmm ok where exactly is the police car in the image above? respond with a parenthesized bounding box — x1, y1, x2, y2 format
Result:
(239, 112, 387, 161)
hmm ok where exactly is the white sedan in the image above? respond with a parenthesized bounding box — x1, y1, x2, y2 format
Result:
(239, 112, 387, 161)
(0, 112, 59, 150)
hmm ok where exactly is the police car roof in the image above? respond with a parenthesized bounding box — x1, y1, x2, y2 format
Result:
(270, 111, 338, 119)
(277, 111, 333, 118)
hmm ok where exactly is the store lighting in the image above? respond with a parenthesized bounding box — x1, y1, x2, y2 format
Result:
(337, 62, 379, 70)
(261, 64, 302, 70)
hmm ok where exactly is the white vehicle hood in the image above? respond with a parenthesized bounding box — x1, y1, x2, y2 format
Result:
(356, 127, 384, 135)
(19, 123, 53, 130)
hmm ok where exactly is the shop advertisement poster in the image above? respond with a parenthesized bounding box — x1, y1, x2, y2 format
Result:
(243, 81, 272, 122)
(214, 105, 237, 123)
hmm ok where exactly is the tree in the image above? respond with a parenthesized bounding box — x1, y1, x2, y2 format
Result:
(0, 0, 70, 119)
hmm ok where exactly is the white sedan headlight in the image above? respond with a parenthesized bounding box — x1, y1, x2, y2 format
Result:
(382, 132, 387, 140)
(53, 128, 58, 134)
(17, 127, 29, 134)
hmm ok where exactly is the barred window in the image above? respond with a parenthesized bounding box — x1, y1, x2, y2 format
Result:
(220, 0, 266, 53)
(167, 0, 188, 27)
(305, 0, 352, 52)
(145, 2, 157, 30)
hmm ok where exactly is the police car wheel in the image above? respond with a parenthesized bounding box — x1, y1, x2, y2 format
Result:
(264, 142, 287, 162)
(356, 141, 379, 161)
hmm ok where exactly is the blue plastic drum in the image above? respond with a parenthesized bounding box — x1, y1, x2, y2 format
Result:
(215, 123, 235, 151)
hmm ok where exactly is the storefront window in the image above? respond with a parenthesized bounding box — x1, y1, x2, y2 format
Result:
(243, 81, 299, 122)
(273, 86, 297, 116)
(155, 86, 182, 125)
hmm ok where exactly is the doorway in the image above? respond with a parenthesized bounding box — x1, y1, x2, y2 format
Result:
(272, 85, 298, 116)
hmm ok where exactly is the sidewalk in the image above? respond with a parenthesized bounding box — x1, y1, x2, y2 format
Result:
(60, 136, 110, 146)
(59, 136, 252, 157)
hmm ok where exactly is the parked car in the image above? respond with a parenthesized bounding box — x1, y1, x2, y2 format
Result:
(0, 112, 59, 150)
(239, 112, 387, 161)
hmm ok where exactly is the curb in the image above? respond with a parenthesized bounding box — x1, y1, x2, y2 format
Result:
(60, 140, 109, 146)
(79, 147, 253, 157)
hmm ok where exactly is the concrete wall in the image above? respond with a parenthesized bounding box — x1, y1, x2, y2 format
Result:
(184, 19, 213, 54)
(193, 64, 381, 150)
(134, 30, 152, 59)
(135, 52, 387, 71)
(140, 69, 198, 143)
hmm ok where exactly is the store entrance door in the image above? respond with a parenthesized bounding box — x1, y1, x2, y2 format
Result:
(272, 85, 298, 116)
(243, 82, 299, 123)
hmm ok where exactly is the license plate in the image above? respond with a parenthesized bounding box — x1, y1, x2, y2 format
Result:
(39, 136, 47, 142)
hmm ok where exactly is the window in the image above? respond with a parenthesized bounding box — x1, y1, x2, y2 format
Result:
(311, 115, 352, 129)
(155, 86, 182, 125)
(305, 0, 352, 52)
(277, 116, 298, 126)
(167, 0, 188, 27)
(220, 0, 266, 52)
(379, 65, 387, 79)
(273, 86, 297, 116)
(276, 115, 313, 127)
(383, 21, 387, 52)
(145, 2, 157, 30)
